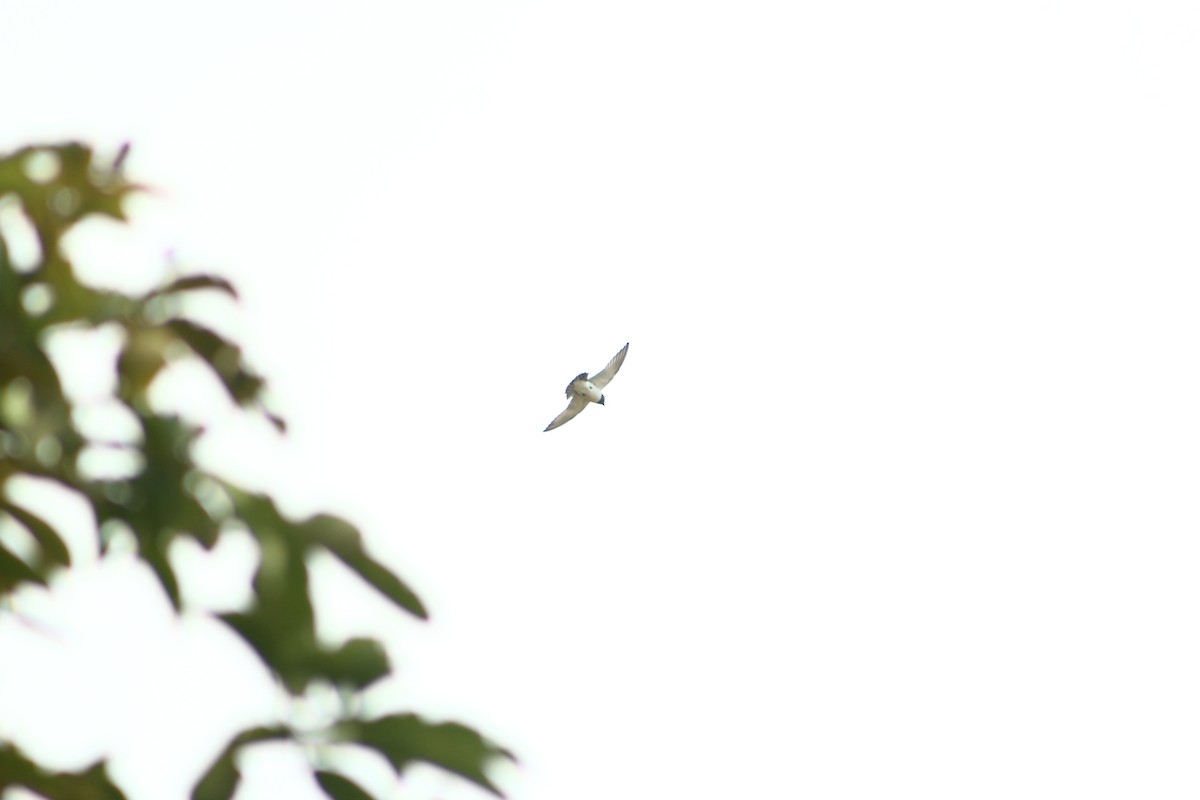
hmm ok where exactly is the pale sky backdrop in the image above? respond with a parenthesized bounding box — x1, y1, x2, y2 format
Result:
(2, 1, 1200, 799)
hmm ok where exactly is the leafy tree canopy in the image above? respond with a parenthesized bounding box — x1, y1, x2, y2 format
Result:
(0, 142, 510, 800)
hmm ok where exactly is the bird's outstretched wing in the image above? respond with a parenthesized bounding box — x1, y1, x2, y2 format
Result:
(544, 394, 589, 432)
(589, 342, 629, 390)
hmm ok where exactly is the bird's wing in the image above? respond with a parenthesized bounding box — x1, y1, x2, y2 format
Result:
(588, 342, 629, 390)
(544, 394, 589, 432)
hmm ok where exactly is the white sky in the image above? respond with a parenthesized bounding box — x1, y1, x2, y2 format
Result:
(2, 1, 1200, 798)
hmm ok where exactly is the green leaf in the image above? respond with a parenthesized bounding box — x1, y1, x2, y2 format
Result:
(314, 770, 376, 800)
(0, 544, 45, 594)
(219, 607, 314, 695)
(191, 750, 239, 800)
(86, 413, 219, 607)
(72, 761, 131, 800)
(321, 637, 392, 690)
(300, 514, 428, 620)
(191, 726, 290, 800)
(146, 274, 239, 301)
(349, 714, 513, 797)
(0, 500, 71, 568)
(139, 534, 182, 609)
(116, 325, 172, 400)
(0, 744, 129, 800)
(216, 493, 319, 692)
(134, 414, 221, 547)
(231, 725, 292, 747)
(52, 142, 133, 222)
(167, 319, 265, 406)
(342, 553, 428, 620)
(93, 497, 185, 611)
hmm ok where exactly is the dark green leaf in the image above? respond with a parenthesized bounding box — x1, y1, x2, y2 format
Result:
(219, 608, 314, 695)
(136, 527, 182, 610)
(73, 761, 130, 800)
(0, 741, 38, 786)
(350, 714, 513, 797)
(167, 319, 265, 406)
(217, 498, 319, 692)
(301, 514, 428, 620)
(191, 726, 290, 800)
(0, 500, 71, 567)
(343, 553, 428, 620)
(53, 142, 133, 222)
(0, 744, 128, 800)
(229, 725, 292, 748)
(116, 325, 171, 400)
(146, 274, 239, 301)
(314, 770, 376, 800)
(321, 637, 392, 690)
(130, 414, 221, 547)
(46, 761, 130, 800)
(191, 751, 239, 800)
(0, 544, 45, 594)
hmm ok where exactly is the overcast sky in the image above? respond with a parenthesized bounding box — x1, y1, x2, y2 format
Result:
(2, 2, 1199, 799)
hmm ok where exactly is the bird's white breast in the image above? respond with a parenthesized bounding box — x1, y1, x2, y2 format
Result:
(573, 380, 602, 403)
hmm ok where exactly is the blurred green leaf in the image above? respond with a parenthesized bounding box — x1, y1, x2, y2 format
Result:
(220, 610, 283, 680)
(218, 495, 320, 692)
(230, 725, 293, 748)
(116, 324, 172, 402)
(339, 551, 428, 620)
(315, 770, 377, 800)
(0, 499, 71, 568)
(0, 743, 41, 789)
(139, 530, 182, 609)
(84, 412, 220, 606)
(44, 761, 129, 800)
(320, 637, 392, 690)
(191, 726, 290, 800)
(0, 145, 132, 295)
(85, 420, 196, 610)
(0, 744, 128, 800)
(146, 274, 239, 301)
(136, 414, 221, 544)
(167, 319, 265, 406)
(220, 604, 316, 695)
(301, 514, 428, 620)
(0, 544, 45, 592)
(191, 751, 239, 800)
(349, 714, 513, 797)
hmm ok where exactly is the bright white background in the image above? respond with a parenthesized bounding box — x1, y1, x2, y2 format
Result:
(2, 1, 1199, 798)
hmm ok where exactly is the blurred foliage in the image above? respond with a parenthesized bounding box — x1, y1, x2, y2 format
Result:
(0, 143, 511, 799)
(0, 743, 126, 800)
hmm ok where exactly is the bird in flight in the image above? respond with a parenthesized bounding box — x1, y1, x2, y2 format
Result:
(543, 343, 630, 432)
